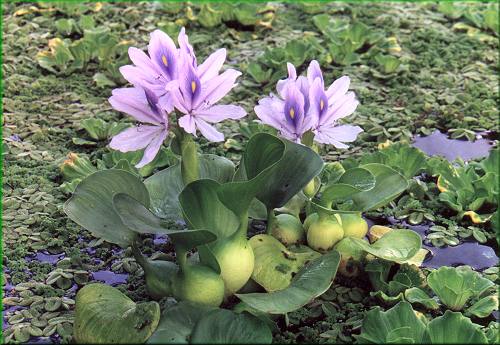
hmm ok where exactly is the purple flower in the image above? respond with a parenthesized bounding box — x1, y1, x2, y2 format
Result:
(308, 61, 362, 149)
(119, 29, 182, 112)
(166, 30, 247, 142)
(255, 60, 362, 148)
(109, 87, 169, 168)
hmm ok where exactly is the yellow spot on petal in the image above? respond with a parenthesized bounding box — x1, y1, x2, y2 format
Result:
(289, 108, 295, 119)
(191, 81, 197, 93)
(162, 55, 168, 66)
(320, 99, 324, 111)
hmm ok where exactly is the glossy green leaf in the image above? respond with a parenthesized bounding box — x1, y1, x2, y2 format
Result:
(243, 133, 323, 210)
(145, 154, 235, 221)
(346, 229, 421, 262)
(147, 302, 215, 344)
(357, 301, 426, 344)
(64, 169, 149, 248)
(467, 295, 499, 318)
(350, 163, 408, 211)
(191, 309, 272, 344)
(321, 167, 376, 202)
(74, 283, 160, 344)
(236, 250, 340, 314)
(113, 193, 217, 249)
(249, 234, 321, 292)
(427, 266, 494, 311)
(404, 287, 440, 310)
(179, 179, 240, 239)
(423, 310, 488, 344)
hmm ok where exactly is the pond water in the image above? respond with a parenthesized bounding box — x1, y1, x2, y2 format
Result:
(412, 130, 495, 161)
(91, 270, 129, 285)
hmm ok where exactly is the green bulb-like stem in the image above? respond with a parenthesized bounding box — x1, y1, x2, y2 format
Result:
(180, 133, 199, 185)
(266, 207, 277, 235)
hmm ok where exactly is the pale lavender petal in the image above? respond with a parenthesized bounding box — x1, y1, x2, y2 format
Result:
(109, 88, 163, 124)
(196, 69, 241, 108)
(128, 47, 160, 77)
(178, 114, 196, 135)
(119, 65, 146, 86)
(193, 105, 246, 123)
(254, 96, 287, 132)
(321, 92, 359, 126)
(177, 57, 201, 110)
(276, 62, 298, 97)
(308, 77, 328, 123)
(297, 113, 316, 135)
(314, 125, 363, 148)
(198, 48, 226, 83)
(307, 60, 323, 86)
(326, 76, 350, 104)
(158, 93, 175, 113)
(109, 125, 164, 152)
(165, 80, 189, 114)
(195, 118, 224, 142)
(148, 30, 178, 79)
(178, 27, 197, 66)
(284, 82, 305, 127)
(136, 128, 168, 168)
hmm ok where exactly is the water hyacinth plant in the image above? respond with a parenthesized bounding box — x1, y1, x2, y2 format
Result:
(60, 25, 492, 344)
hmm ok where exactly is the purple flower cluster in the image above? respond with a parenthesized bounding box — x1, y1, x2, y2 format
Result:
(108, 28, 362, 168)
(255, 61, 362, 148)
(109, 28, 246, 167)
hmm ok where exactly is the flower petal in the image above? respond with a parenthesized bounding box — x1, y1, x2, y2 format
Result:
(193, 105, 246, 123)
(195, 118, 224, 142)
(198, 48, 226, 83)
(276, 62, 297, 97)
(128, 47, 160, 77)
(319, 92, 359, 126)
(109, 125, 165, 152)
(136, 128, 168, 168)
(314, 125, 363, 148)
(307, 60, 323, 86)
(326, 76, 350, 104)
(254, 96, 287, 132)
(148, 30, 178, 79)
(178, 27, 197, 66)
(196, 69, 241, 108)
(109, 88, 164, 124)
(178, 114, 196, 135)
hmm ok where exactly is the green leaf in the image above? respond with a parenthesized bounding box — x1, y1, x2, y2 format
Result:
(404, 287, 440, 310)
(346, 229, 422, 262)
(467, 295, 499, 318)
(321, 167, 376, 203)
(350, 163, 408, 211)
(243, 133, 323, 210)
(64, 169, 149, 248)
(249, 234, 321, 292)
(359, 143, 427, 179)
(236, 250, 340, 314)
(74, 283, 160, 344)
(357, 301, 426, 344)
(113, 193, 217, 249)
(145, 154, 235, 220)
(179, 179, 240, 240)
(427, 266, 494, 311)
(423, 310, 488, 344)
(147, 302, 216, 344)
(190, 309, 272, 344)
